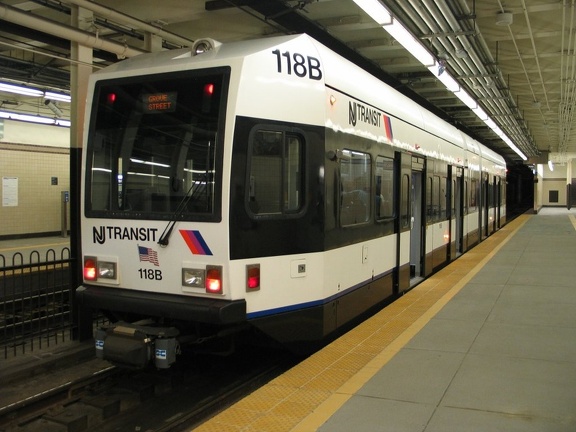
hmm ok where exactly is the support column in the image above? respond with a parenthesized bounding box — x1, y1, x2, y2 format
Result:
(144, 32, 163, 52)
(70, 5, 94, 341)
(567, 159, 572, 210)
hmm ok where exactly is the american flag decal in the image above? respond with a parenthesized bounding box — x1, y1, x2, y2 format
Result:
(179, 230, 213, 255)
(138, 245, 160, 266)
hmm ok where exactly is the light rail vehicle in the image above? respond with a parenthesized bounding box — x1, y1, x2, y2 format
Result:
(76, 34, 506, 369)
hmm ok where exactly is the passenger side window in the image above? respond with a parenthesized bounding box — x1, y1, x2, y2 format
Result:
(426, 175, 434, 223)
(248, 129, 303, 215)
(432, 175, 440, 222)
(440, 176, 447, 220)
(470, 178, 478, 212)
(340, 150, 371, 226)
(400, 173, 410, 228)
(375, 156, 395, 220)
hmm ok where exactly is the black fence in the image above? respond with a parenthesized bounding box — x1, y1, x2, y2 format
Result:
(1, 248, 75, 359)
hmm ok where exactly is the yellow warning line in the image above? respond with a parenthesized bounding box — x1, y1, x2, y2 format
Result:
(0, 242, 69, 253)
(570, 214, 576, 231)
(292, 216, 530, 431)
(192, 215, 530, 432)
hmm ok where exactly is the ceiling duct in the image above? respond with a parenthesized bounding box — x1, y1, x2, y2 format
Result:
(495, 12, 513, 26)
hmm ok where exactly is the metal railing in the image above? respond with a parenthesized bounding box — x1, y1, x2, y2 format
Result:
(1, 248, 74, 359)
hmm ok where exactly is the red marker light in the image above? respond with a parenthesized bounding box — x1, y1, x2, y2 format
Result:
(106, 93, 117, 104)
(205, 266, 223, 294)
(246, 265, 260, 290)
(203, 83, 215, 96)
(201, 84, 215, 113)
(84, 257, 97, 281)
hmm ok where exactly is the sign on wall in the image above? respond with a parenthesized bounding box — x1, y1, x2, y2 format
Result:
(2, 177, 18, 207)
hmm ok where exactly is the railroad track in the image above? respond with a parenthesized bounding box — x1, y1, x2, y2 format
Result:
(0, 345, 296, 432)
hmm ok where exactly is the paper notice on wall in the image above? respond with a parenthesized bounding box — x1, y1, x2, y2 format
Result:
(2, 177, 18, 207)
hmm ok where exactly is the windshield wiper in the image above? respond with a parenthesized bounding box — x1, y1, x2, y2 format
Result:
(157, 176, 206, 247)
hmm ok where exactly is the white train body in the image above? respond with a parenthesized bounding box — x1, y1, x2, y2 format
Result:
(76, 34, 506, 368)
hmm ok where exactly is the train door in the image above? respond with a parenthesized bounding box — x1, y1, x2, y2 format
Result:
(493, 177, 499, 232)
(488, 174, 496, 235)
(452, 166, 464, 258)
(396, 152, 411, 293)
(410, 157, 425, 284)
(481, 173, 489, 239)
(462, 168, 469, 253)
(497, 175, 505, 228)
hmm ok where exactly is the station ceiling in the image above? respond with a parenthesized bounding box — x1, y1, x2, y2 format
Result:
(0, 0, 570, 165)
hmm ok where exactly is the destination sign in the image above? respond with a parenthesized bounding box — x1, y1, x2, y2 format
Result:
(143, 92, 177, 113)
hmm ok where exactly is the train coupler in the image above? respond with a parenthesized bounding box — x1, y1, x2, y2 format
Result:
(95, 322, 180, 369)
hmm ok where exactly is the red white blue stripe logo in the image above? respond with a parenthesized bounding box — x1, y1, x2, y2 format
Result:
(179, 230, 213, 255)
(383, 114, 393, 142)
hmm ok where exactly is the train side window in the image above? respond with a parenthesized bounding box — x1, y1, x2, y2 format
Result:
(248, 129, 303, 215)
(464, 180, 469, 214)
(426, 175, 433, 223)
(400, 173, 410, 228)
(440, 176, 447, 220)
(375, 156, 395, 221)
(432, 175, 440, 222)
(470, 178, 478, 212)
(488, 176, 495, 208)
(451, 179, 456, 218)
(340, 149, 371, 226)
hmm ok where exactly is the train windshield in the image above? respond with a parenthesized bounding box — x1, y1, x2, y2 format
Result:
(85, 67, 229, 221)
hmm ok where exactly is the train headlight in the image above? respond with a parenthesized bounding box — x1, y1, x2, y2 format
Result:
(98, 261, 117, 280)
(192, 38, 221, 56)
(182, 268, 205, 288)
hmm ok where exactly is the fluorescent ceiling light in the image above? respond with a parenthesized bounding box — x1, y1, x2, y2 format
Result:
(353, 0, 392, 25)
(428, 66, 460, 92)
(354, 0, 528, 161)
(44, 91, 71, 103)
(55, 119, 71, 127)
(485, 118, 499, 134)
(502, 136, 527, 160)
(454, 89, 477, 109)
(472, 106, 488, 121)
(0, 110, 70, 127)
(384, 19, 435, 66)
(0, 82, 71, 103)
(0, 82, 43, 97)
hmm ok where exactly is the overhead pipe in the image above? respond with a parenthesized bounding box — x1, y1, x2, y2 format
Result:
(559, 0, 573, 149)
(559, 0, 576, 152)
(398, 0, 479, 97)
(60, 0, 195, 48)
(453, 0, 538, 155)
(0, 2, 145, 59)
(422, 0, 466, 62)
(406, 0, 497, 106)
(404, 0, 523, 147)
(520, 0, 549, 110)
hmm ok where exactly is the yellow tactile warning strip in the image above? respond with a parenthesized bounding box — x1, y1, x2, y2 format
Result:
(570, 214, 576, 231)
(193, 215, 530, 432)
(0, 241, 69, 253)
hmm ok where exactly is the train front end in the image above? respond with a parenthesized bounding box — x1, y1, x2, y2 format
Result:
(75, 42, 247, 368)
(76, 35, 328, 369)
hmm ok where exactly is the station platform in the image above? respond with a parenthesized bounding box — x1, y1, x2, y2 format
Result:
(0, 235, 70, 266)
(194, 208, 576, 432)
